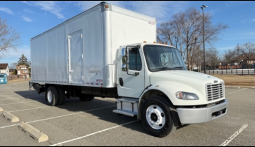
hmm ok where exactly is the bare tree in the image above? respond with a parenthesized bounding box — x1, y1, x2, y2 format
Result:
(0, 17, 21, 57)
(223, 49, 237, 63)
(206, 48, 220, 69)
(9, 62, 17, 69)
(238, 42, 255, 62)
(157, 7, 228, 70)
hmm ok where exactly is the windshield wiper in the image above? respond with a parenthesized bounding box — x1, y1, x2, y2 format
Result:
(174, 66, 184, 69)
(153, 66, 185, 71)
(154, 67, 174, 71)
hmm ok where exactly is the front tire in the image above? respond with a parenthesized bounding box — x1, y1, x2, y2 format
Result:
(141, 96, 176, 137)
(46, 86, 59, 106)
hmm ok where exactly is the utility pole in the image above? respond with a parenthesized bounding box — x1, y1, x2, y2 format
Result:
(201, 5, 208, 74)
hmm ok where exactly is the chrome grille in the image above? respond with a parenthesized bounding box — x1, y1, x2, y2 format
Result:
(207, 84, 223, 101)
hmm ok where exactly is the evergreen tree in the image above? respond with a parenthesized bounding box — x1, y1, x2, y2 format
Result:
(17, 54, 29, 66)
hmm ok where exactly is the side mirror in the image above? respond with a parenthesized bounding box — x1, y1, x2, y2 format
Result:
(122, 48, 128, 71)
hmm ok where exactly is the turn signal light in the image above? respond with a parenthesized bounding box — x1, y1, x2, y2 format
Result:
(143, 41, 147, 43)
(105, 5, 109, 8)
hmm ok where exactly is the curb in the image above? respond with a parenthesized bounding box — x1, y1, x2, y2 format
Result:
(2, 111, 19, 123)
(18, 121, 49, 143)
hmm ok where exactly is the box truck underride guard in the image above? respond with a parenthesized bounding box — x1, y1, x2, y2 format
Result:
(29, 2, 228, 137)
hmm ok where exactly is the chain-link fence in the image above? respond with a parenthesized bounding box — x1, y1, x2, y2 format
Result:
(7, 75, 30, 81)
(204, 63, 255, 75)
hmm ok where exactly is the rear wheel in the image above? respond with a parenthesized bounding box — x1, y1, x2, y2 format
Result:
(141, 96, 177, 137)
(46, 86, 59, 106)
(56, 86, 65, 105)
(79, 94, 94, 101)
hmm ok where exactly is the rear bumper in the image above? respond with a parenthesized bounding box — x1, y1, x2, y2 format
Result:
(177, 99, 228, 124)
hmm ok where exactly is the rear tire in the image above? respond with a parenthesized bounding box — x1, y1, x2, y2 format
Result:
(141, 96, 177, 137)
(56, 86, 65, 105)
(79, 94, 94, 101)
(46, 86, 59, 106)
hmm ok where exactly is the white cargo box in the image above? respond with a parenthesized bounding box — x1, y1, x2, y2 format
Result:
(30, 2, 156, 88)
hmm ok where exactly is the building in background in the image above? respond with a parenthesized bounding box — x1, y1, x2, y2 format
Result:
(0, 63, 9, 75)
(16, 65, 29, 78)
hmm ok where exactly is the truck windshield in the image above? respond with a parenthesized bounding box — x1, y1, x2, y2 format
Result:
(143, 45, 186, 72)
(0, 75, 4, 78)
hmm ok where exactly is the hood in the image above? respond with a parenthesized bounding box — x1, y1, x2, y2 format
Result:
(150, 70, 223, 85)
(149, 70, 225, 105)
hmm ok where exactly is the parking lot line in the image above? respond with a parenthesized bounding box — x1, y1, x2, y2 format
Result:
(227, 88, 248, 95)
(0, 100, 44, 106)
(50, 120, 139, 146)
(0, 98, 19, 101)
(8, 106, 50, 113)
(0, 105, 115, 130)
(219, 124, 248, 146)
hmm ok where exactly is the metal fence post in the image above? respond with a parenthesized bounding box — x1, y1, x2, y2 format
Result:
(236, 65, 237, 75)
(248, 64, 249, 75)
(242, 65, 243, 75)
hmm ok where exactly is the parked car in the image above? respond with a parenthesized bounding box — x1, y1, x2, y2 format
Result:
(0, 74, 8, 84)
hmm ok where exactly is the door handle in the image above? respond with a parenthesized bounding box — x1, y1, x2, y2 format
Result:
(119, 78, 123, 86)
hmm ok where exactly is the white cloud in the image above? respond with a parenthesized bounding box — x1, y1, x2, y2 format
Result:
(23, 9, 34, 14)
(225, 3, 231, 7)
(75, 1, 188, 24)
(22, 1, 32, 6)
(0, 47, 30, 63)
(75, 1, 103, 11)
(0, 7, 14, 15)
(22, 1, 65, 19)
(124, 1, 187, 23)
(22, 16, 32, 22)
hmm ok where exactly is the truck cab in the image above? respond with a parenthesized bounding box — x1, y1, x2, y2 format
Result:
(114, 42, 228, 137)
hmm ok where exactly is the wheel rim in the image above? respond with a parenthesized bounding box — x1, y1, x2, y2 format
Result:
(47, 90, 53, 103)
(146, 105, 166, 130)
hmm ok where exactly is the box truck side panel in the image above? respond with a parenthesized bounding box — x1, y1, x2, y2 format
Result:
(82, 7, 104, 87)
(31, 5, 104, 86)
(47, 31, 57, 82)
(31, 36, 47, 81)
(55, 25, 68, 83)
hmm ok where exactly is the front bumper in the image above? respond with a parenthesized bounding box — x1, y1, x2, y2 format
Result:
(177, 99, 228, 124)
(0, 79, 7, 84)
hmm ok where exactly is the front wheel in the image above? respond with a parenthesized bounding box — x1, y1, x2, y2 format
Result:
(141, 97, 176, 137)
(45, 86, 59, 106)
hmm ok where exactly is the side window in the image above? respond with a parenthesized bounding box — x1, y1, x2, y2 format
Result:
(128, 48, 142, 71)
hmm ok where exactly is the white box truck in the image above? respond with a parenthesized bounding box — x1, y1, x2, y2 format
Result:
(30, 2, 228, 137)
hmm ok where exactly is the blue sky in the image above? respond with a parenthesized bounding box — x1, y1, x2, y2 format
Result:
(0, 1, 254, 64)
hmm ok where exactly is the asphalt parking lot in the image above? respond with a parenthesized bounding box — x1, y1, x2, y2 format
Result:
(0, 81, 254, 146)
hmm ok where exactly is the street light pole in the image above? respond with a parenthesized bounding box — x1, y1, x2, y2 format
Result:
(201, 5, 207, 74)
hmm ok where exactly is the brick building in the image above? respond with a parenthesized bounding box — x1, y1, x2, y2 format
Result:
(16, 65, 30, 78)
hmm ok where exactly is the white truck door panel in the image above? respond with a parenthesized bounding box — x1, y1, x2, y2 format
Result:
(117, 47, 145, 98)
(68, 30, 83, 84)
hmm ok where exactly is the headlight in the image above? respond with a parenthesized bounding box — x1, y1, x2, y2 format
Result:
(176, 92, 199, 100)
